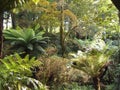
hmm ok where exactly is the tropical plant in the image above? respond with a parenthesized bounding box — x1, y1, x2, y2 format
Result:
(0, 0, 40, 58)
(3, 27, 48, 57)
(17, 0, 77, 56)
(0, 53, 47, 90)
(71, 46, 116, 90)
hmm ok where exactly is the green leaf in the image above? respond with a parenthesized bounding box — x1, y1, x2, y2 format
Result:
(0, 60, 10, 69)
(36, 46, 45, 52)
(24, 55, 29, 62)
(34, 24, 40, 31)
(3, 29, 24, 39)
(4, 27, 48, 56)
(24, 29, 35, 42)
(27, 44, 33, 50)
(32, 0, 40, 4)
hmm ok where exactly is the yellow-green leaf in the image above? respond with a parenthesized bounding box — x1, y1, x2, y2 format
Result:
(32, 0, 39, 4)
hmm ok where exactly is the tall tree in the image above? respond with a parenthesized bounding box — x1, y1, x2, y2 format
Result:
(23, 0, 77, 56)
(59, 0, 65, 56)
(0, 12, 3, 58)
(58, 0, 77, 56)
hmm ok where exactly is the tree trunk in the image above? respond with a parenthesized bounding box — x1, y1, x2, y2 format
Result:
(11, 12, 16, 29)
(93, 77, 101, 90)
(0, 12, 3, 58)
(60, 3, 65, 57)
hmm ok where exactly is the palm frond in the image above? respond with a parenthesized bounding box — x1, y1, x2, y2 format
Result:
(71, 48, 115, 77)
(0, 0, 30, 12)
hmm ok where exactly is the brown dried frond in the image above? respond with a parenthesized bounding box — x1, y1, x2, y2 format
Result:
(36, 56, 69, 85)
(51, 2, 57, 9)
(38, 0, 49, 6)
(67, 68, 90, 83)
(45, 46, 58, 56)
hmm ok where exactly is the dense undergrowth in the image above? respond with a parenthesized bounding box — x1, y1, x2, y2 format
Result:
(0, 0, 120, 90)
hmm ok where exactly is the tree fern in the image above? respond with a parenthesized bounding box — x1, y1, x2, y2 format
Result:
(71, 47, 116, 77)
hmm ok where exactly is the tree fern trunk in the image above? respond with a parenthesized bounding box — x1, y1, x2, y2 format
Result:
(93, 77, 101, 90)
(0, 12, 3, 58)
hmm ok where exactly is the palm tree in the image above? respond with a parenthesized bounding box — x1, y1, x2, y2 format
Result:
(0, 0, 31, 58)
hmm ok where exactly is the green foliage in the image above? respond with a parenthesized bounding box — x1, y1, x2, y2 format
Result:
(115, 64, 120, 77)
(69, 83, 93, 90)
(13, 0, 60, 30)
(0, 0, 28, 12)
(75, 38, 91, 49)
(106, 84, 115, 90)
(112, 48, 120, 76)
(65, 39, 81, 53)
(0, 0, 40, 13)
(0, 53, 47, 90)
(69, 0, 118, 41)
(2, 0, 119, 88)
(0, 53, 41, 75)
(53, 82, 93, 90)
(3, 28, 48, 57)
(71, 46, 116, 77)
(69, 0, 93, 19)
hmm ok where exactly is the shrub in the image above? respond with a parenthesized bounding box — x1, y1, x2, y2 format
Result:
(36, 56, 69, 88)
(3, 28, 48, 57)
(0, 53, 47, 90)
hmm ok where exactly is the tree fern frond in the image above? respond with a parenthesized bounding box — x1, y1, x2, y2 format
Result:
(71, 48, 116, 77)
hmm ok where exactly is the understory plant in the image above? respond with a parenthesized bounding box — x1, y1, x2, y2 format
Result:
(71, 46, 116, 90)
(3, 28, 48, 57)
(36, 56, 69, 89)
(0, 53, 47, 90)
